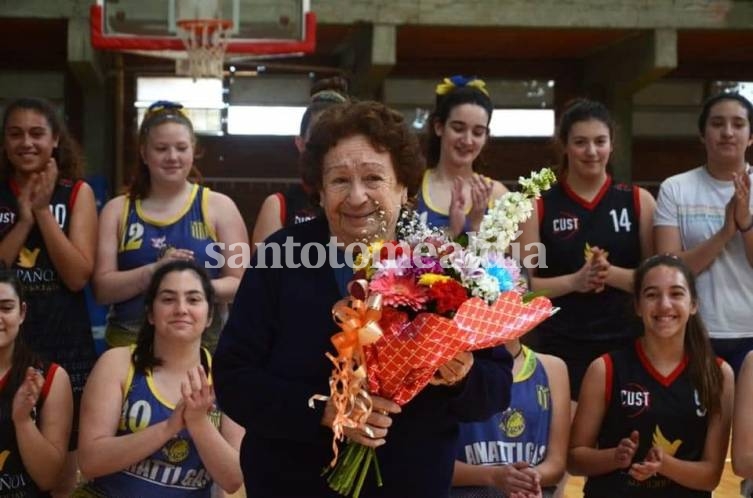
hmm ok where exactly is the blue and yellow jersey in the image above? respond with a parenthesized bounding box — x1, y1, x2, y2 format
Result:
(110, 184, 221, 332)
(83, 348, 219, 497)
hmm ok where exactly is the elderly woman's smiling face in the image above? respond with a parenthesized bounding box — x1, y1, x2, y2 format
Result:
(320, 134, 407, 247)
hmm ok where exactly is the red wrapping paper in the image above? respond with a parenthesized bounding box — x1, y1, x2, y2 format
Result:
(363, 292, 553, 405)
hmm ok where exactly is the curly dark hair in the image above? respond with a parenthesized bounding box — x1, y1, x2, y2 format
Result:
(1, 97, 86, 181)
(132, 260, 215, 374)
(300, 101, 425, 203)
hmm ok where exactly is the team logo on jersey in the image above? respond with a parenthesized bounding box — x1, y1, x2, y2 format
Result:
(551, 211, 580, 239)
(16, 247, 40, 269)
(0, 208, 15, 234)
(536, 385, 550, 411)
(499, 408, 526, 438)
(191, 221, 209, 240)
(151, 236, 167, 250)
(162, 437, 190, 464)
(620, 382, 651, 418)
(652, 425, 682, 456)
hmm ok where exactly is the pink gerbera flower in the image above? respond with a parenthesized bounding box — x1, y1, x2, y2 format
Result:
(369, 274, 429, 311)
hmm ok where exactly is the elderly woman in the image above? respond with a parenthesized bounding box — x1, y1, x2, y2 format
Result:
(214, 101, 513, 497)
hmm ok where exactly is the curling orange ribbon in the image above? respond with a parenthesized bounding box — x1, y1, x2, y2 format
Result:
(309, 280, 383, 466)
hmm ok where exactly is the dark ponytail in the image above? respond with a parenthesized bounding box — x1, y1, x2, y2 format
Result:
(634, 255, 723, 415)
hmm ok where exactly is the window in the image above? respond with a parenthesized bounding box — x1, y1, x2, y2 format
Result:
(135, 77, 225, 135)
(388, 78, 555, 138)
(407, 107, 554, 137)
(226, 106, 306, 135)
(712, 81, 753, 103)
(489, 109, 554, 137)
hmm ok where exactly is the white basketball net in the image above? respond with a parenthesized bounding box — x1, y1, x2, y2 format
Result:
(176, 20, 230, 80)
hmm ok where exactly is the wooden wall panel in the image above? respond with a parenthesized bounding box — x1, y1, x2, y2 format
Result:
(190, 135, 715, 234)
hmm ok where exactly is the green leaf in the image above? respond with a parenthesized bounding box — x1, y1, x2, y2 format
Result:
(522, 289, 549, 304)
(454, 232, 469, 247)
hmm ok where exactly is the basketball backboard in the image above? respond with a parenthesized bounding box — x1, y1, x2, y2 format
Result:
(90, 0, 315, 57)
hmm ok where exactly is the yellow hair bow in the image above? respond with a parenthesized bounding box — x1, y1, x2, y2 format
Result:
(435, 76, 489, 97)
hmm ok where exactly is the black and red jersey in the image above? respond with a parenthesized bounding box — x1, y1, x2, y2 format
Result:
(536, 176, 642, 342)
(585, 341, 711, 498)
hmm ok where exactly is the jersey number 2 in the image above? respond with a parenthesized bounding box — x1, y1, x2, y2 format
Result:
(609, 208, 632, 232)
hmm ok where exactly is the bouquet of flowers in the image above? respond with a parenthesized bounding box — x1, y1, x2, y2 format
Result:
(314, 168, 557, 497)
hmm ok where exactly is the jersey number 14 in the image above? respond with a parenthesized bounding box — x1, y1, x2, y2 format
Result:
(609, 208, 632, 232)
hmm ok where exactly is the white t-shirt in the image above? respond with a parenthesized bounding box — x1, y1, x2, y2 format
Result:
(654, 166, 753, 339)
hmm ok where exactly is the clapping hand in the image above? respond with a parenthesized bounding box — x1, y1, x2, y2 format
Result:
(467, 174, 494, 232)
(574, 246, 609, 293)
(12, 367, 45, 424)
(629, 446, 663, 482)
(615, 430, 639, 469)
(30, 158, 58, 214)
(181, 365, 215, 426)
(493, 461, 542, 496)
(449, 177, 467, 237)
(165, 398, 186, 436)
(158, 247, 195, 264)
(448, 175, 495, 237)
(733, 171, 752, 231)
(587, 246, 610, 293)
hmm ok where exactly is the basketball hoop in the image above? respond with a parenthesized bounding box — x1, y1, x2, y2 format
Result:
(176, 18, 232, 80)
(89, 0, 318, 74)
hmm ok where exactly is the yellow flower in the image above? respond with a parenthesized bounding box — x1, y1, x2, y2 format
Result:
(418, 273, 452, 286)
(354, 252, 366, 269)
(354, 241, 385, 278)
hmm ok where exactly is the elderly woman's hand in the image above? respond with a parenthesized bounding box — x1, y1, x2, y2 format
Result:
(430, 351, 474, 386)
(321, 395, 401, 448)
